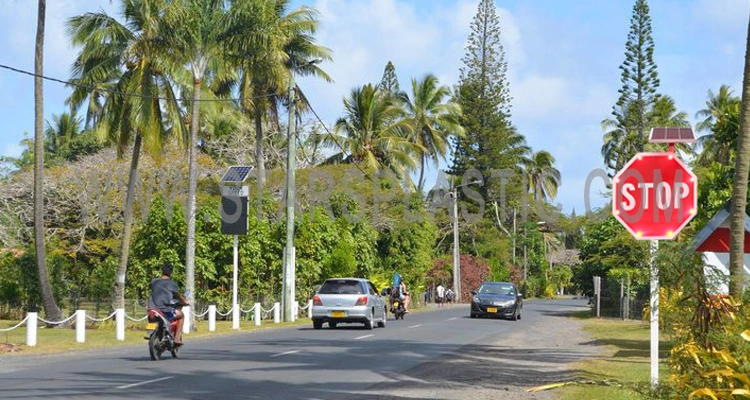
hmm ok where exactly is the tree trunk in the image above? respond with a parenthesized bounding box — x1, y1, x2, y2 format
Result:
(417, 152, 426, 195)
(114, 133, 142, 310)
(254, 110, 265, 220)
(33, 0, 63, 324)
(729, 15, 750, 297)
(185, 79, 201, 330)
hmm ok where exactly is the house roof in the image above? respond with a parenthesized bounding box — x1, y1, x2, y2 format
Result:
(693, 201, 750, 253)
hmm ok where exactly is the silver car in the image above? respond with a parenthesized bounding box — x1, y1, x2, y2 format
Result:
(311, 278, 387, 330)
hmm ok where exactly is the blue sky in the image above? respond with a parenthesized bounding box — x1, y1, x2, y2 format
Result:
(0, 0, 748, 214)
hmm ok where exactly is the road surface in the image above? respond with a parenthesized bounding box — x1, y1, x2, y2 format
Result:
(0, 298, 596, 400)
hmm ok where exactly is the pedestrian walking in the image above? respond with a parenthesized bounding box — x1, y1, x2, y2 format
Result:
(436, 284, 445, 308)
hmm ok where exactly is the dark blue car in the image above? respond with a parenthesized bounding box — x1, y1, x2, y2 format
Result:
(470, 282, 523, 320)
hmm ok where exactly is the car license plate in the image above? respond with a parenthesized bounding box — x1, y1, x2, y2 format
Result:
(146, 323, 157, 330)
(331, 311, 345, 318)
(487, 307, 498, 313)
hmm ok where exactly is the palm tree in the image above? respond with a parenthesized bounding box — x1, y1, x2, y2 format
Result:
(223, 0, 331, 188)
(695, 86, 741, 166)
(398, 74, 464, 194)
(729, 16, 750, 297)
(68, 0, 185, 310)
(34, 0, 64, 323)
(696, 85, 738, 132)
(162, 0, 228, 313)
(523, 150, 561, 203)
(45, 111, 82, 156)
(320, 84, 418, 178)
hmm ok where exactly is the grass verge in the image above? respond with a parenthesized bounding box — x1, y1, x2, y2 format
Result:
(0, 318, 309, 356)
(555, 311, 672, 400)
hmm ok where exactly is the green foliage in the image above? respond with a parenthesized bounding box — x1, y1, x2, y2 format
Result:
(378, 218, 437, 289)
(379, 61, 400, 94)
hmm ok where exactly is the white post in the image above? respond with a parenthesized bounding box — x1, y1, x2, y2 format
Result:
(452, 191, 461, 302)
(26, 312, 37, 347)
(273, 302, 280, 324)
(650, 239, 659, 388)
(76, 310, 85, 343)
(182, 306, 191, 335)
(208, 305, 216, 332)
(254, 303, 261, 326)
(307, 299, 313, 319)
(115, 308, 125, 341)
(232, 235, 240, 330)
(292, 301, 298, 322)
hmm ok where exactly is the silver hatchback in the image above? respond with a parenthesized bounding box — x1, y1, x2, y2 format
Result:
(311, 278, 387, 330)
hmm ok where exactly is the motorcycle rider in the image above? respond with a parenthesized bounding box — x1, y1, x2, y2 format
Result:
(148, 264, 189, 345)
(391, 273, 410, 313)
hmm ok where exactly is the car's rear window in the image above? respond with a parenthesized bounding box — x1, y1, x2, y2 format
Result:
(318, 280, 365, 294)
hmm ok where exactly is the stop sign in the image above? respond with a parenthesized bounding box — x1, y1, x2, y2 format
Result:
(612, 152, 697, 240)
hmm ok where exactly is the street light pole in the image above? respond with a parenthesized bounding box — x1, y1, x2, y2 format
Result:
(451, 191, 460, 303)
(282, 71, 297, 323)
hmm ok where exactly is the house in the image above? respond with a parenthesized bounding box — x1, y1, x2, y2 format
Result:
(692, 202, 750, 294)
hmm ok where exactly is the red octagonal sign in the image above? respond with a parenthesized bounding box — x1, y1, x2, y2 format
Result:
(612, 152, 698, 240)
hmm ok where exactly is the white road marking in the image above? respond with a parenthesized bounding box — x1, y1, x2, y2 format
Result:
(447, 317, 458, 321)
(116, 376, 173, 389)
(408, 324, 422, 329)
(270, 349, 301, 358)
(355, 334, 374, 340)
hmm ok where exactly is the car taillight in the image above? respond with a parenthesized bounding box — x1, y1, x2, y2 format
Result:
(313, 296, 323, 306)
(355, 296, 368, 306)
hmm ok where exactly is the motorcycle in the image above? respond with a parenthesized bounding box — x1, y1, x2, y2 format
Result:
(390, 292, 406, 320)
(145, 303, 184, 360)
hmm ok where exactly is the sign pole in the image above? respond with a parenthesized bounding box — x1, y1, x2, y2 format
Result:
(650, 239, 659, 388)
(232, 234, 240, 329)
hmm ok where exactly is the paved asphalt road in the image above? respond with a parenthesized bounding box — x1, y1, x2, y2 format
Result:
(0, 298, 595, 400)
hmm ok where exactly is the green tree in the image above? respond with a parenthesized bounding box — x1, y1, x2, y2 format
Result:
(451, 0, 527, 209)
(321, 84, 417, 179)
(522, 149, 561, 202)
(398, 74, 464, 194)
(729, 14, 750, 297)
(163, 0, 228, 311)
(379, 61, 400, 94)
(68, 0, 185, 309)
(695, 86, 741, 166)
(602, 0, 660, 175)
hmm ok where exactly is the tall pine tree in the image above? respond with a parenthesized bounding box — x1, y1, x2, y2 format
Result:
(379, 61, 400, 94)
(451, 0, 525, 203)
(602, 0, 660, 174)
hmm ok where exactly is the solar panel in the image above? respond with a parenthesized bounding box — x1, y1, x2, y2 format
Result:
(649, 127, 696, 143)
(220, 166, 253, 183)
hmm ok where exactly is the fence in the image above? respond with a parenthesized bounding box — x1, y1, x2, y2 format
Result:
(0, 299, 313, 347)
(592, 275, 648, 320)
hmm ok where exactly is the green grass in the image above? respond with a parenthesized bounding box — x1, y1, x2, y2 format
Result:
(0, 317, 308, 356)
(556, 313, 672, 400)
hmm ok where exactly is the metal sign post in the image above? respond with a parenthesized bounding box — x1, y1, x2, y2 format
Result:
(232, 234, 240, 329)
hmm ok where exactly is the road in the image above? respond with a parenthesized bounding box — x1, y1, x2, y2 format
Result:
(0, 298, 596, 400)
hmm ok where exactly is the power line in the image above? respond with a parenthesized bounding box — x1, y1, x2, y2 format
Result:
(0, 63, 281, 103)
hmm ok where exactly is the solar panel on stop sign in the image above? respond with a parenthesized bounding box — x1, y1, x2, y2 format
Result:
(649, 127, 696, 143)
(220, 166, 252, 183)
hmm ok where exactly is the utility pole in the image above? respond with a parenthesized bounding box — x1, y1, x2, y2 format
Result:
(512, 208, 516, 265)
(452, 190, 460, 303)
(282, 71, 297, 323)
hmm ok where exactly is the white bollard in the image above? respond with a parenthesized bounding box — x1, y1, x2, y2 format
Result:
(182, 306, 191, 335)
(26, 312, 37, 347)
(115, 308, 125, 341)
(273, 302, 280, 324)
(232, 306, 240, 330)
(254, 303, 261, 326)
(76, 310, 85, 343)
(208, 305, 216, 332)
(307, 299, 313, 319)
